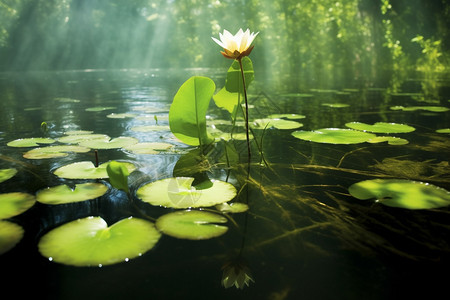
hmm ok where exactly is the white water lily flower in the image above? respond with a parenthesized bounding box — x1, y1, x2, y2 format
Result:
(212, 28, 259, 59)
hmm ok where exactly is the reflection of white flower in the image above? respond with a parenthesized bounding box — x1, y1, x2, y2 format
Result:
(221, 259, 254, 289)
(212, 28, 259, 59)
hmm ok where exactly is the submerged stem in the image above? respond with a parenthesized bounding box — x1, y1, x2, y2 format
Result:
(238, 58, 251, 162)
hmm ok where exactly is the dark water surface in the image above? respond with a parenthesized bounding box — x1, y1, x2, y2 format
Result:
(1, 70, 449, 300)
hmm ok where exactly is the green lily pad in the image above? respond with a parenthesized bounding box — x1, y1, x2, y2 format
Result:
(0, 192, 36, 219)
(106, 113, 136, 119)
(390, 106, 449, 112)
(0, 220, 24, 255)
(345, 122, 415, 133)
(123, 142, 174, 154)
(37, 183, 108, 205)
(436, 128, 450, 134)
(58, 134, 110, 144)
(54, 161, 136, 179)
(38, 216, 161, 266)
(348, 179, 450, 209)
(267, 114, 306, 120)
(79, 137, 138, 149)
(215, 202, 249, 213)
(252, 118, 303, 130)
(137, 177, 237, 209)
(130, 125, 170, 132)
(85, 106, 116, 112)
(367, 136, 409, 145)
(23, 145, 91, 159)
(292, 128, 376, 144)
(54, 97, 81, 103)
(322, 103, 350, 108)
(155, 210, 228, 240)
(64, 130, 94, 135)
(0, 168, 17, 184)
(7, 138, 55, 147)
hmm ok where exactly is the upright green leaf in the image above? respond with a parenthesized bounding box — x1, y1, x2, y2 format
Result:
(169, 76, 215, 146)
(106, 161, 130, 193)
(213, 57, 254, 116)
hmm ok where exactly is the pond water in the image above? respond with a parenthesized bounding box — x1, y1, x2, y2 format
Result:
(1, 69, 449, 300)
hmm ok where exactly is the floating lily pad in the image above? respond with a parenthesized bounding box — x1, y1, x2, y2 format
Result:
(367, 136, 409, 145)
(130, 125, 170, 132)
(7, 138, 55, 147)
(215, 202, 249, 213)
(79, 137, 138, 149)
(137, 177, 237, 208)
(58, 134, 110, 144)
(54, 97, 81, 103)
(322, 103, 350, 108)
(38, 216, 161, 266)
(267, 114, 306, 120)
(292, 128, 376, 144)
(155, 210, 228, 240)
(37, 183, 108, 205)
(64, 130, 94, 135)
(436, 128, 450, 134)
(348, 179, 450, 209)
(390, 106, 449, 112)
(0, 168, 17, 184)
(123, 142, 174, 154)
(0, 192, 36, 219)
(345, 122, 415, 133)
(106, 113, 136, 119)
(54, 161, 136, 179)
(23, 145, 91, 159)
(252, 118, 303, 130)
(0, 220, 24, 255)
(85, 106, 116, 112)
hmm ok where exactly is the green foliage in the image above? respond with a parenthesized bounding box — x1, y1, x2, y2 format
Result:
(213, 57, 254, 117)
(106, 161, 130, 193)
(169, 76, 215, 146)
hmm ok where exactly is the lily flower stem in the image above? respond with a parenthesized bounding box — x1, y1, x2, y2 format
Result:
(237, 58, 251, 162)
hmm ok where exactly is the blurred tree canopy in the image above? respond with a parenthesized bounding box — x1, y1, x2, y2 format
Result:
(0, 0, 449, 89)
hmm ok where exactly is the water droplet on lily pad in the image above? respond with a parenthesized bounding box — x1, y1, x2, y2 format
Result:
(136, 177, 237, 209)
(23, 145, 91, 159)
(0, 168, 17, 184)
(292, 128, 376, 144)
(7, 138, 55, 147)
(155, 210, 228, 240)
(54, 161, 136, 179)
(0, 192, 36, 219)
(345, 122, 415, 133)
(79, 137, 138, 149)
(37, 183, 108, 205)
(38, 216, 161, 266)
(349, 179, 450, 209)
(0, 220, 24, 255)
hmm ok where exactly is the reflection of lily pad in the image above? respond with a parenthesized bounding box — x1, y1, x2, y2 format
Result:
(7, 138, 55, 147)
(23, 145, 91, 159)
(0, 192, 36, 219)
(58, 134, 109, 144)
(155, 210, 228, 240)
(54, 161, 136, 179)
(38, 216, 161, 266)
(123, 142, 174, 154)
(37, 183, 108, 205)
(0, 168, 17, 184)
(0, 220, 24, 255)
(349, 179, 450, 209)
(252, 118, 303, 130)
(79, 137, 138, 149)
(137, 177, 237, 208)
(345, 122, 415, 133)
(390, 106, 449, 112)
(292, 128, 376, 144)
